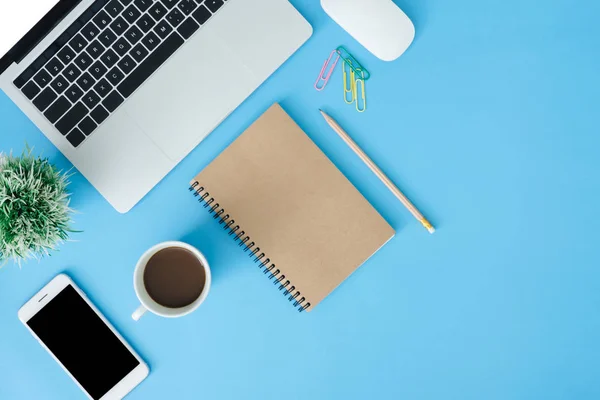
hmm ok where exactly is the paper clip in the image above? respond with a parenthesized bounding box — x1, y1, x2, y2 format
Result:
(355, 69, 367, 112)
(343, 60, 356, 104)
(315, 46, 369, 112)
(314, 50, 340, 91)
(336, 46, 371, 81)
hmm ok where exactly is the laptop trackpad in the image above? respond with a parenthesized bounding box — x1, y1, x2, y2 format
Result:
(123, 30, 258, 162)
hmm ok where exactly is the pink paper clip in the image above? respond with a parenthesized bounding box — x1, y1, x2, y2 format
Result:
(314, 50, 340, 91)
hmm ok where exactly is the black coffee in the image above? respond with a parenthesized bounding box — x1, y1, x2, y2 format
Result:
(143, 247, 206, 309)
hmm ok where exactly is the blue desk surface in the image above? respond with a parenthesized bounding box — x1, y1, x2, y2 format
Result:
(2, 1, 600, 399)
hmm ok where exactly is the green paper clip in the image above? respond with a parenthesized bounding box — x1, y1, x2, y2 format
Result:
(336, 46, 371, 81)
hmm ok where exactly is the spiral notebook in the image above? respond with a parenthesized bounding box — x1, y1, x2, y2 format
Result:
(189, 104, 395, 312)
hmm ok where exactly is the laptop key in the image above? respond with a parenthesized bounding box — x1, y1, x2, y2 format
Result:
(33, 87, 58, 112)
(136, 14, 156, 33)
(33, 69, 53, 88)
(44, 96, 71, 123)
(110, 16, 130, 36)
(66, 128, 86, 147)
(69, 33, 88, 53)
(160, 0, 179, 10)
(63, 64, 82, 83)
(90, 105, 110, 124)
(113, 37, 132, 56)
(177, 18, 199, 40)
(122, 5, 142, 24)
(100, 49, 119, 68)
(79, 116, 98, 136)
(77, 72, 96, 91)
(166, 8, 184, 27)
(124, 25, 143, 44)
(89, 60, 108, 80)
(14, 68, 36, 88)
(43, 45, 60, 61)
(22, 81, 41, 100)
(46, 58, 65, 76)
(81, 22, 101, 41)
(54, 31, 72, 48)
(65, 84, 85, 103)
(177, 0, 198, 16)
(74, 51, 94, 70)
(105, 0, 125, 18)
(57, 46, 76, 64)
(118, 33, 184, 98)
(107, 67, 125, 85)
(99, 28, 118, 47)
(130, 44, 149, 63)
(32, 55, 48, 71)
(153, 20, 173, 39)
(83, 90, 101, 109)
(92, 0, 110, 12)
(93, 10, 113, 29)
(149, 2, 168, 21)
(134, 0, 153, 12)
(50, 75, 69, 94)
(117, 55, 137, 74)
(192, 5, 211, 25)
(56, 102, 88, 135)
(94, 78, 113, 97)
(78, 7, 97, 26)
(66, 21, 83, 37)
(86, 40, 106, 59)
(204, 0, 224, 13)
(102, 91, 124, 112)
(141, 31, 161, 52)
(13, 77, 27, 89)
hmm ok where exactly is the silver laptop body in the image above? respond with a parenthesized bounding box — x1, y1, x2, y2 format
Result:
(0, 0, 312, 212)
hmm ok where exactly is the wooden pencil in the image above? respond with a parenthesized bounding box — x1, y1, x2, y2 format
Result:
(319, 110, 435, 234)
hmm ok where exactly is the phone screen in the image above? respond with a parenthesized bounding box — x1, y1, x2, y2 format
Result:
(27, 285, 140, 400)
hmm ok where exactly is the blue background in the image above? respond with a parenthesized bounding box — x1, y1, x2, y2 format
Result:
(1, 0, 600, 398)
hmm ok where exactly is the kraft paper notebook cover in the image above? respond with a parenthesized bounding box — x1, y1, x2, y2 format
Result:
(189, 104, 395, 312)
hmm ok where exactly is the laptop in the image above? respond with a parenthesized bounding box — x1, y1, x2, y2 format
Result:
(0, 0, 312, 213)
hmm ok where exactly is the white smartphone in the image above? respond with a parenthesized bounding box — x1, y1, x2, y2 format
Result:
(18, 274, 149, 400)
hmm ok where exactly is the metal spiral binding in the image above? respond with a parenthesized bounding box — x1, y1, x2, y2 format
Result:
(189, 182, 311, 313)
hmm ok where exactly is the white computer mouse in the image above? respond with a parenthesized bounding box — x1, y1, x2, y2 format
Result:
(321, 0, 415, 61)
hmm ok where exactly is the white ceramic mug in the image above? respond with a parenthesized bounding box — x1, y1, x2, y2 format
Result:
(132, 241, 211, 321)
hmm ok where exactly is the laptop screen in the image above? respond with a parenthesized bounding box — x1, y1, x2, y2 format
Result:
(0, 1, 60, 58)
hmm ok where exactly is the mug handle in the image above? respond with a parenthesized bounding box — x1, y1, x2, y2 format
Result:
(132, 305, 147, 321)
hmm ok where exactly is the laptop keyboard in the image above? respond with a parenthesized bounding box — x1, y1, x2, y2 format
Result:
(13, 0, 228, 148)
